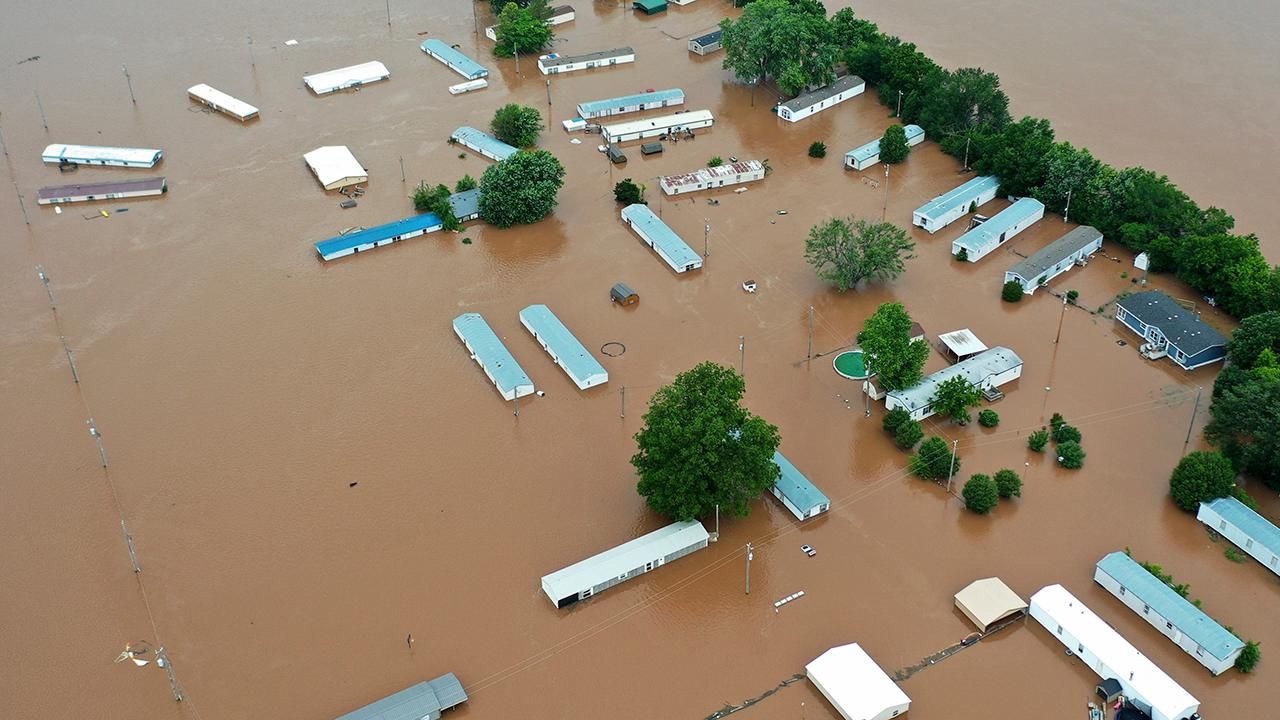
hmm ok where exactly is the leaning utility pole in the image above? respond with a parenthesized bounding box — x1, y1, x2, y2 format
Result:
(806, 306, 814, 365)
(123, 65, 136, 104)
(1182, 386, 1203, 456)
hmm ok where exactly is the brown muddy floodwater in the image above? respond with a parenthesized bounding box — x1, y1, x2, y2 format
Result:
(1, 2, 1277, 719)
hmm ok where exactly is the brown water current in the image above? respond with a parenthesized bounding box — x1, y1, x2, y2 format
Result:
(2, 2, 1278, 719)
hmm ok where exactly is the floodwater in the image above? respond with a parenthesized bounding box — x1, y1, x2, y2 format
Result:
(1, 2, 1277, 719)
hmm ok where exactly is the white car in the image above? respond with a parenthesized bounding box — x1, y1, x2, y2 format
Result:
(800, 544, 816, 557)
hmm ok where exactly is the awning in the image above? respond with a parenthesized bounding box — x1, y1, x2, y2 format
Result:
(954, 577, 1027, 632)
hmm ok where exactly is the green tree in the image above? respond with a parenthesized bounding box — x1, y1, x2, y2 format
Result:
(1235, 640, 1262, 673)
(860, 302, 930, 391)
(911, 436, 959, 480)
(830, 7, 879, 48)
(1057, 440, 1085, 469)
(894, 420, 924, 450)
(978, 409, 1000, 428)
(915, 67, 1010, 138)
(1169, 450, 1238, 511)
(963, 474, 1000, 514)
(804, 217, 916, 291)
(882, 407, 911, 434)
(994, 468, 1022, 498)
(412, 182, 461, 231)
(1227, 311, 1280, 371)
(708, 156, 723, 167)
(879, 124, 910, 164)
(490, 103, 543, 148)
(631, 362, 781, 520)
(1028, 429, 1049, 452)
(455, 174, 478, 193)
(1052, 424, 1082, 444)
(719, 0, 838, 97)
(1050, 413, 1066, 432)
(1030, 142, 1112, 225)
(1002, 280, 1024, 302)
(614, 178, 645, 205)
(808, 141, 827, 158)
(493, 4, 553, 58)
(478, 150, 566, 228)
(973, 116, 1056, 197)
(932, 375, 982, 425)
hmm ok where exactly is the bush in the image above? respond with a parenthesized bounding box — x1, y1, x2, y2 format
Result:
(1235, 640, 1261, 673)
(1002, 280, 1024, 302)
(455, 174, 478, 192)
(808, 142, 827, 158)
(894, 420, 924, 450)
(879, 124, 910, 164)
(911, 436, 959, 480)
(490, 103, 543, 147)
(708, 156, 724, 167)
(1050, 413, 1066, 432)
(994, 468, 1022, 498)
(1225, 547, 1247, 563)
(1053, 423, 1082, 444)
(955, 247, 968, 262)
(883, 407, 912, 434)
(614, 178, 644, 205)
(1066, 289, 1080, 304)
(963, 474, 1000, 514)
(1057, 440, 1085, 469)
(1169, 450, 1238, 512)
(978, 409, 1000, 428)
(1028, 428, 1050, 452)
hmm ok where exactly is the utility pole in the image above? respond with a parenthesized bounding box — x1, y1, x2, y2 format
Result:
(1063, 189, 1072, 224)
(881, 165, 890, 221)
(544, 79, 552, 127)
(0, 111, 9, 155)
(247, 36, 255, 68)
(946, 439, 958, 493)
(88, 418, 108, 468)
(514, 41, 520, 75)
(739, 336, 745, 377)
(35, 90, 48, 131)
(385, 0, 391, 27)
(703, 218, 709, 257)
(514, 391, 520, 417)
(714, 505, 720, 541)
(472, 0, 479, 37)
(123, 65, 136, 104)
(399, 156, 406, 183)
(14, 182, 30, 225)
(806, 305, 814, 365)
(1054, 293, 1068, 343)
(1182, 386, 1203, 456)
(36, 266, 55, 307)
(619, 385, 626, 418)
(744, 542, 753, 595)
(155, 647, 184, 702)
(895, 90, 903, 117)
(962, 136, 970, 172)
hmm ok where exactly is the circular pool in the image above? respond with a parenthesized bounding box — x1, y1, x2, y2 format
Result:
(832, 350, 873, 380)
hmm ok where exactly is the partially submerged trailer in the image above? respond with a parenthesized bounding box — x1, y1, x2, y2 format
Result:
(313, 213, 444, 261)
(42, 144, 163, 168)
(519, 304, 608, 390)
(335, 672, 468, 720)
(187, 84, 259, 121)
(538, 47, 635, 75)
(844, 124, 925, 170)
(620, 203, 703, 273)
(451, 126, 518, 162)
(912, 175, 999, 233)
(303, 146, 367, 190)
(37, 177, 167, 205)
(601, 109, 713, 144)
(660, 160, 764, 195)
(575, 88, 684, 119)
(453, 313, 535, 401)
(448, 79, 488, 95)
(540, 520, 709, 608)
(303, 61, 390, 95)
(420, 39, 489, 80)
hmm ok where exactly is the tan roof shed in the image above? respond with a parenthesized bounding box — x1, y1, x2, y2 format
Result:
(954, 577, 1027, 632)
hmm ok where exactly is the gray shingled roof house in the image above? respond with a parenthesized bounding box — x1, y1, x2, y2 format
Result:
(335, 673, 467, 720)
(1115, 291, 1227, 370)
(1004, 225, 1103, 294)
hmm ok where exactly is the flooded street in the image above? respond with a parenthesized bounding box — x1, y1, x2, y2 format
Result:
(1, 2, 1277, 719)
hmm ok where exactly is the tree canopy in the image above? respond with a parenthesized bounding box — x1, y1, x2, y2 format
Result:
(493, 3, 552, 58)
(914, 67, 1010, 139)
(490, 104, 543, 148)
(632, 362, 781, 520)
(1169, 450, 1238, 512)
(720, 0, 838, 97)
(478, 150, 565, 228)
(879, 124, 910, 164)
(911, 436, 959, 480)
(613, 179, 644, 205)
(963, 474, 999, 514)
(804, 217, 916, 291)
(860, 303, 929, 391)
(932, 375, 982, 425)
(412, 182, 460, 231)
(973, 116, 1056, 197)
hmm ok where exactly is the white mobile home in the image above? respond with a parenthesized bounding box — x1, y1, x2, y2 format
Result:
(519, 304, 608, 390)
(576, 88, 684, 119)
(806, 644, 909, 720)
(660, 160, 763, 195)
(303, 146, 367, 190)
(448, 79, 488, 95)
(540, 520, 709, 608)
(776, 75, 865, 123)
(1094, 551, 1244, 675)
(1005, 225, 1103, 294)
(770, 452, 829, 521)
(37, 177, 167, 205)
(844, 125, 925, 171)
(912, 175, 999, 233)
(1029, 584, 1200, 720)
(601, 109, 713, 144)
(885, 347, 1022, 421)
(620, 203, 703, 273)
(688, 29, 722, 55)
(1198, 496, 1280, 577)
(187, 84, 259, 121)
(452, 313, 535, 402)
(303, 61, 390, 95)
(42, 144, 163, 168)
(538, 47, 634, 75)
(952, 197, 1045, 262)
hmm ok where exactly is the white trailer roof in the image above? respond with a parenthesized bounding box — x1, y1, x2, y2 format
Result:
(541, 521, 707, 603)
(187, 84, 259, 119)
(303, 146, 367, 189)
(602, 110, 713, 138)
(939, 328, 988, 357)
(1031, 584, 1199, 720)
(303, 61, 390, 94)
(42, 144, 163, 166)
(806, 643, 909, 720)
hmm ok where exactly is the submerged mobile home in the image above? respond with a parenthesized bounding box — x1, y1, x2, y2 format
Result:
(538, 47, 634, 75)
(313, 213, 444, 261)
(844, 125, 925, 171)
(620, 203, 703, 273)
(1197, 497, 1280, 577)
(453, 313, 535, 401)
(540, 520, 709, 608)
(37, 177, 167, 205)
(450, 126, 518, 162)
(776, 75, 864, 123)
(659, 160, 764, 195)
(519, 304, 608, 390)
(951, 197, 1045, 262)
(576, 88, 684, 119)
(885, 347, 1023, 421)
(42, 144, 163, 168)
(601, 109, 713, 144)
(1004, 226, 1103, 294)
(420, 39, 489, 80)
(912, 175, 999, 233)
(769, 452, 830, 521)
(303, 61, 390, 94)
(187, 84, 259, 121)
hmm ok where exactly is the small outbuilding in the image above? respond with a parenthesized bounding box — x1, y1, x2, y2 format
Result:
(640, 142, 663, 156)
(688, 29, 723, 55)
(606, 145, 627, 164)
(633, 0, 667, 14)
(954, 577, 1027, 632)
(540, 520, 709, 608)
(303, 146, 367, 190)
(335, 673, 467, 720)
(446, 188, 482, 223)
(938, 328, 988, 364)
(610, 283, 639, 305)
(1005, 225, 1103, 294)
(806, 643, 910, 720)
(952, 197, 1045, 262)
(1115, 291, 1228, 370)
(769, 451, 830, 521)
(1197, 496, 1280, 577)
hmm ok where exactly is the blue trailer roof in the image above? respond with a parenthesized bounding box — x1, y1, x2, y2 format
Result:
(846, 124, 924, 164)
(772, 452, 829, 511)
(576, 88, 684, 116)
(314, 213, 443, 257)
(452, 313, 533, 397)
(420, 39, 489, 79)
(620, 204, 701, 270)
(519, 305, 608, 388)
(451, 126, 518, 161)
(447, 188, 481, 219)
(1096, 552, 1244, 661)
(1203, 496, 1280, 558)
(914, 175, 999, 222)
(953, 197, 1044, 254)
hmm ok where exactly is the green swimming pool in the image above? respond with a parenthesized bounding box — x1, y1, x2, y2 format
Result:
(833, 350, 872, 380)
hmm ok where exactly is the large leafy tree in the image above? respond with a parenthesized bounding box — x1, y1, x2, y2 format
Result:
(632, 362, 781, 520)
(1169, 450, 1238, 511)
(490, 103, 543, 147)
(931, 375, 982, 425)
(878, 124, 910, 164)
(804, 217, 916, 291)
(1207, 333, 1280, 490)
(1225, 311, 1280, 369)
(1030, 142, 1113, 225)
(911, 436, 960, 480)
(493, 3, 552, 58)
(860, 302, 930, 391)
(962, 474, 999, 514)
(973, 116, 1056, 197)
(914, 67, 1010, 138)
(719, 0, 838, 97)
(478, 150, 565, 228)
